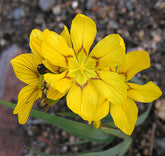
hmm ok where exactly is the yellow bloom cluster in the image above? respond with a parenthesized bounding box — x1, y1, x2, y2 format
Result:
(11, 14, 162, 135)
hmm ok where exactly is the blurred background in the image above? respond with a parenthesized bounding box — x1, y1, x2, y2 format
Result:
(0, 0, 165, 155)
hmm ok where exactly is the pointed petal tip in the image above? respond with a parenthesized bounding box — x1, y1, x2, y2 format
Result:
(71, 13, 96, 55)
(30, 29, 43, 39)
(118, 50, 151, 81)
(18, 118, 26, 124)
(127, 81, 162, 103)
(110, 98, 138, 136)
(90, 34, 125, 68)
(13, 109, 18, 114)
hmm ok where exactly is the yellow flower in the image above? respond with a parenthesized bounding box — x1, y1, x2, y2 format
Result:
(109, 50, 162, 135)
(10, 30, 65, 124)
(41, 14, 127, 123)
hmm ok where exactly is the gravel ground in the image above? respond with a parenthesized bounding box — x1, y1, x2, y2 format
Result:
(0, 0, 165, 155)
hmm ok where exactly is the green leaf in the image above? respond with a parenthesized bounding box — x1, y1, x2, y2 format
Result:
(0, 99, 15, 109)
(25, 140, 113, 156)
(57, 112, 80, 118)
(25, 137, 130, 156)
(30, 111, 113, 143)
(119, 138, 132, 156)
(78, 138, 132, 156)
(102, 115, 113, 122)
(101, 127, 130, 139)
(102, 121, 116, 128)
(57, 113, 113, 123)
(65, 139, 89, 146)
(25, 145, 74, 156)
(48, 98, 60, 105)
(0, 100, 113, 143)
(99, 127, 132, 156)
(130, 76, 143, 85)
(136, 102, 153, 126)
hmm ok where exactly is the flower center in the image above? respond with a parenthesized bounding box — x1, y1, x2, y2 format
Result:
(79, 65, 86, 73)
(67, 49, 98, 86)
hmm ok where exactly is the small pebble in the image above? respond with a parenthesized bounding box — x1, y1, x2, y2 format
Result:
(155, 63, 162, 70)
(13, 8, 25, 20)
(39, 0, 55, 12)
(86, 0, 94, 10)
(72, 146, 78, 152)
(125, 0, 133, 11)
(61, 131, 67, 137)
(43, 131, 49, 137)
(55, 133, 60, 140)
(52, 5, 61, 15)
(0, 39, 7, 46)
(156, 138, 165, 150)
(45, 147, 53, 154)
(155, 99, 165, 120)
(35, 14, 44, 24)
(138, 30, 144, 40)
(154, 34, 161, 43)
(140, 139, 146, 146)
(143, 148, 149, 155)
(155, 0, 165, 9)
(71, 1, 79, 9)
(108, 20, 119, 29)
(69, 135, 76, 143)
(61, 146, 68, 153)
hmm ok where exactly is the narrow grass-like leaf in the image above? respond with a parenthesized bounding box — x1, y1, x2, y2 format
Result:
(136, 102, 153, 126)
(101, 127, 130, 139)
(25, 145, 74, 156)
(65, 139, 89, 146)
(78, 138, 132, 156)
(25, 141, 113, 156)
(118, 137, 132, 156)
(0, 99, 15, 109)
(100, 127, 132, 155)
(0, 100, 113, 142)
(57, 112, 79, 118)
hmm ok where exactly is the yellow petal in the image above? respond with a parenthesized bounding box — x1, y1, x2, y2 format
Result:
(127, 81, 162, 103)
(110, 97, 138, 135)
(92, 96, 109, 121)
(93, 120, 101, 128)
(90, 34, 125, 68)
(30, 29, 43, 40)
(66, 81, 98, 121)
(71, 14, 96, 55)
(42, 60, 59, 74)
(10, 54, 41, 85)
(91, 71, 127, 105)
(14, 85, 41, 124)
(75, 73, 88, 86)
(47, 86, 66, 100)
(30, 29, 43, 59)
(44, 72, 73, 93)
(60, 25, 72, 48)
(66, 82, 82, 115)
(42, 29, 75, 68)
(117, 50, 150, 81)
